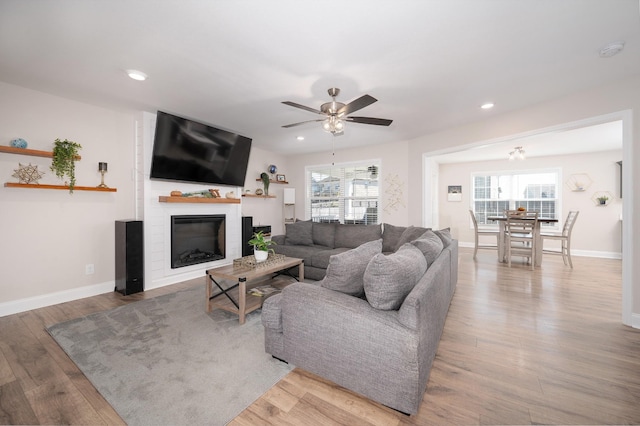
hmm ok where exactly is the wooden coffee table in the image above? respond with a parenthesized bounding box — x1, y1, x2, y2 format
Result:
(205, 257, 304, 324)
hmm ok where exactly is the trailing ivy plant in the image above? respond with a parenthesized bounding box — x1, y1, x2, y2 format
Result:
(50, 138, 82, 193)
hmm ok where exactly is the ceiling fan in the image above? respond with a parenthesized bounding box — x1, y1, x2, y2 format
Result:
(282, 88, 393, 136)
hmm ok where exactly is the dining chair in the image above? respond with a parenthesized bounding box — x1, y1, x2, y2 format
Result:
(504, 210, 538, 269)
(469, 210, 499, 259)
(541, 211, 579, 268)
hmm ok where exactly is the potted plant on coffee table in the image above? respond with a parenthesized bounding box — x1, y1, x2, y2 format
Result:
(248, 230, 276, 262)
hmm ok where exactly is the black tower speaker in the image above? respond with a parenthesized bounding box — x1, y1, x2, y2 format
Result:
(241, 216, 253, 257)
(115, 220, 144, 295)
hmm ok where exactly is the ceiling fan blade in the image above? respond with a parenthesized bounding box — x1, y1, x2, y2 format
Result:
(282, 119, 324, 128)
(346, 116, 393, 126)
(337, 94, 377, 116)
(282, 101, 324, 115)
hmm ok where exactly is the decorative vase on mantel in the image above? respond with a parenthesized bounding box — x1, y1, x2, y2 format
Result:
(260, 172, 270, 196)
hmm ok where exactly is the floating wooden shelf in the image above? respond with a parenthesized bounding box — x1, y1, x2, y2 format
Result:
(158, 196, 240, 204)
(4, 183, 116, 192)
(0, 145, 82, 160)
(242, 194, 276, 199)
(255, 178, 288, 184)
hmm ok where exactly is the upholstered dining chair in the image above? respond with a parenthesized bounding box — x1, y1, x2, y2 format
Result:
(541, 210, 579, 268)
(469, 210, 499, 259)
(504, 210, 538, 270)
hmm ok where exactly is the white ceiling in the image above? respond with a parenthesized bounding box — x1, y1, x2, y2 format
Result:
(432, 120, 623, 163)
(0, 0, 638, 155)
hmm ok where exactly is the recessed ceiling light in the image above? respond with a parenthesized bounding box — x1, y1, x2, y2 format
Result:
(480, 103, 494, 110)
(296, 136, 305, 141)
(126, 70, 147, 81)
(599, 41, 625, 58)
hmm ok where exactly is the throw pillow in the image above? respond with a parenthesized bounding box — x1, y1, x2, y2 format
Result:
(319, 239, 383, 297)
(312, 222, 336, 248)
(334, 223, 382, 249)
(434, 227, 453, 248)
(410, 230, 444, 266)
(394, 225, 430, 251)
(381, 223, 406, 252)
(364, 244, 428, 310)
(285, 220, 313, 246)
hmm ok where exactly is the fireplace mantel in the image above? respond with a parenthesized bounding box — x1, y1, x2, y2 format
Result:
(158, 196, 240, 204)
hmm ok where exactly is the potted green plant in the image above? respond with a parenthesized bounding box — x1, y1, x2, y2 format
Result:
(248, 230, 276, 262)
(260, 172, 270, 195)
(597, 195, 609, 205)
(50, 138, 82, 193)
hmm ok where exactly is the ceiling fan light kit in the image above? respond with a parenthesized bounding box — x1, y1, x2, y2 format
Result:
(508, 146, 526, 161)
(282, 87, 392, 136)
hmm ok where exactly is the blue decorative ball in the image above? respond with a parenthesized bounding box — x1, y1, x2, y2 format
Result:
(268, 164, 277, 174)
(10, 138, 27, 149)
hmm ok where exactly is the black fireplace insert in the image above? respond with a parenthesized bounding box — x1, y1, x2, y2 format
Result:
(171, 215, 225, 268)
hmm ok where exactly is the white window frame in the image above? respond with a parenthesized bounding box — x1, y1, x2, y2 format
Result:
(305, 160, 381, 224)
(471, 168, 561, 230)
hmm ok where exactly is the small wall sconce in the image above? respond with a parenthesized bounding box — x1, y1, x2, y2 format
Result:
(97, 162, 108, 188)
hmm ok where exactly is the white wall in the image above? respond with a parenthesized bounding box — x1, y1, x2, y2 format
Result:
(438, 150, 622, 257)
(240, 146, 292, 236)
(0, 82, 136, 314)
(285, 139, 411, 226)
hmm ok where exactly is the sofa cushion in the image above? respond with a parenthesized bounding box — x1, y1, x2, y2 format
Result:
(319, 239, 382, 297)
(382, 223, 406, 252)
(410, 230, 444, 266)
(273, 244, 324, 265)
(285, 220, 314, 246)
(334, 223, 382, 249)
(434, 228, 453, 248)
(309, 247, 350, 269)
(364, 244, 428, 310)
(312, 222, 337, 248)
(394, 226, 430, 251)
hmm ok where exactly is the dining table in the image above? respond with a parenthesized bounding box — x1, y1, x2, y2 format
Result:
(487, 215, 559, 267)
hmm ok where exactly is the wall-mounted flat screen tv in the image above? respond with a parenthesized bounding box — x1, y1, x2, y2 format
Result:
(150, 111, 252, 187)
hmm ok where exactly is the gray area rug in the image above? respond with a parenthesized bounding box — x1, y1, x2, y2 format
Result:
(47, 286, 293, 425)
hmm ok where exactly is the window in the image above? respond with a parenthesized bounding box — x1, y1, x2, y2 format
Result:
(472, 169, 560, 228)
(306, 162, 380, 224)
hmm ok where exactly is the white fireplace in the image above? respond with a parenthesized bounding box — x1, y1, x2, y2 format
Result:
(137, 112, 242, 290)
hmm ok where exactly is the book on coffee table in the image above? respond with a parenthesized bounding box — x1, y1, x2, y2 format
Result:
(248, 285, 281, 297)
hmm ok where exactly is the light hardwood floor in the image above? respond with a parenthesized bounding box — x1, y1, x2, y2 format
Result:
(1, 248, 638, 425)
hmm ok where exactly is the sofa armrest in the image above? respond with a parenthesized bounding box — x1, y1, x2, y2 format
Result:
(262, 293, 283, 332)
(280, 282, 424, 413)
(283, 285, 419, 376)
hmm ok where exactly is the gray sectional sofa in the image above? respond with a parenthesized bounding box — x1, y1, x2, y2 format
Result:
(271, 221, 429, 280)
(262, 222, 458, 415)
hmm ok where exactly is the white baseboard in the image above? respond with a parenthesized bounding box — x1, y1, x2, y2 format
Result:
(631, 313, 640, 329)
(0, 281, 115, 318)
(458, 242, 622, 259)
(0, 267, 215, 318)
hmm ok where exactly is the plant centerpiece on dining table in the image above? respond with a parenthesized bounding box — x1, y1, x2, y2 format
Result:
(248, 230, 276, 262)
(597, 195, 609, 205)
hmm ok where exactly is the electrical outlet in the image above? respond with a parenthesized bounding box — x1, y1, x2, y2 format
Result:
(85, 264, 95, 275)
